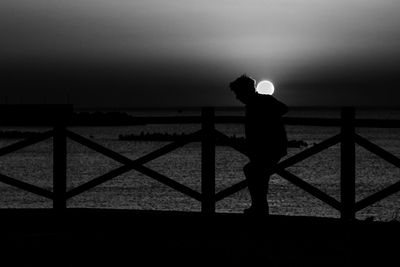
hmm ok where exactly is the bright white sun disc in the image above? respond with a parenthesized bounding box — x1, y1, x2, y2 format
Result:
(256, 80, 275, 95)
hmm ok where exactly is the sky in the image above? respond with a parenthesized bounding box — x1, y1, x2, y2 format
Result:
(1, 0, 400, 108)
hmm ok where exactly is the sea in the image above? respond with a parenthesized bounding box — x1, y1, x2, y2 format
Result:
(1, 106, 400, 221)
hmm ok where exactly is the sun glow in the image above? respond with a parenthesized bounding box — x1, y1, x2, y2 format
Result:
(256, 80, 275, 95)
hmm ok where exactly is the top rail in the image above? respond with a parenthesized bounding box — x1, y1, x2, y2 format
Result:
(112, 116, 400, 128)
(0, 105, 399, 128)
(0, 104, 73, 126)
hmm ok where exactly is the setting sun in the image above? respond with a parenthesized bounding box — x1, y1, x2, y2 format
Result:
(256, 80, 274, 95)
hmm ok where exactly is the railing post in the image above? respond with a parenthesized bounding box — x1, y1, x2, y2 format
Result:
(53, 108, 68, 210)
(340, 107, 356, 220)
(201, 107, 215, 214)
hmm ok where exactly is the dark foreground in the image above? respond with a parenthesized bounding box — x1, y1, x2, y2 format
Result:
(0, 209, 398, 267)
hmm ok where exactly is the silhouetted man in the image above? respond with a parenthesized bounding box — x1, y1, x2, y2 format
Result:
(230, 75, 288, 215)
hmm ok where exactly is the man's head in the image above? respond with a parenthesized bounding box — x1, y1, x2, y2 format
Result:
(229, 74, 257, 104)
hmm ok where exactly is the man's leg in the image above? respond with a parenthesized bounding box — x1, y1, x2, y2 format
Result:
(243, 162, 269, 213)
(243, 158, 280, 214)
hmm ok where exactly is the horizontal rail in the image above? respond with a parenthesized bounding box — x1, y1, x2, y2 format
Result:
(1, 104, 399, 128)
(115, 116, 400, 128)
(355, 119, 400, 128)
(0, 104, 73, 126)
(1, 115, 399, 128)
(285, 117, 400, 128)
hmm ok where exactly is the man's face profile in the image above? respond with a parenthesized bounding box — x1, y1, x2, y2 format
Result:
(230, 75, 257, 104)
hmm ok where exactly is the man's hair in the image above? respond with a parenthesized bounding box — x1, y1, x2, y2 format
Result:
(229, 74, 256, 93)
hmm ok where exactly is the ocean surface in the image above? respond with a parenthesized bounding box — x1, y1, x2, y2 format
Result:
(1, 107, 400, 221)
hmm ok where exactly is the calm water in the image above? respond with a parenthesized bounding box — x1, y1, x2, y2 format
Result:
(1, 107, 400, 221)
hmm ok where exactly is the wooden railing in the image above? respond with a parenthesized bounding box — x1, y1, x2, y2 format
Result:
(1, 105, 400, 220)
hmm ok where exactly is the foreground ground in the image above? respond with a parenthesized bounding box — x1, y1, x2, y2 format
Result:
(0, 209, 398, 266)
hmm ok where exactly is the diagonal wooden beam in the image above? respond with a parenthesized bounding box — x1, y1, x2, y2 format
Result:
(354, 134, 400, 211)
(214, 131, 341, 200)
(0, 173, 53, 199)
(133, 164, 203, 202)
(214, 130, 341, 170)
(66, 130, 140, 165)
(66, 129, 201, 165)
(66, 165, 135, 199)
(66, 130, 202, 201)
(133, 130, 202, 165)
(278, 134, 341, 170)
(215, 180, 247, 202)
(355, 180, 400, 212)
(355, 134, 400, 169)
(277, 170, 342, 211)
(215, 169, 342, 211)
(0, 130, 53, 157)
(67, 162, 202, 201)
(67, 159, 202, 201)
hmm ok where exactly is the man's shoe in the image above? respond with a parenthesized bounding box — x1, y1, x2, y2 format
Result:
(243, 207, 269, 215)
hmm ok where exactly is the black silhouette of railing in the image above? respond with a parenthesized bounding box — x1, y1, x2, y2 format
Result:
(1, 105, 400, 220)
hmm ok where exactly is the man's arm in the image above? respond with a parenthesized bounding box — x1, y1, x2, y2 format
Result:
(270, 96, 288, 116)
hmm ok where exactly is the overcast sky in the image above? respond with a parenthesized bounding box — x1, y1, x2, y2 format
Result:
(1, 0, 400, 108)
